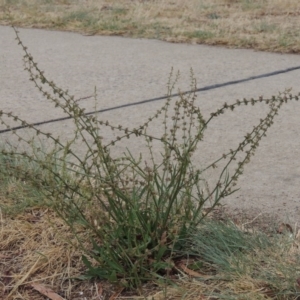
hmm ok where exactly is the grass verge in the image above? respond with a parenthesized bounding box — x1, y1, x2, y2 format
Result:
(1, 182, 300, 299)
(0, 0, 299, 53)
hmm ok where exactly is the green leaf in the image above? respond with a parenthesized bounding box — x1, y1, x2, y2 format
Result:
(108, 270, 118, 283)
(156, 245, 168, 260)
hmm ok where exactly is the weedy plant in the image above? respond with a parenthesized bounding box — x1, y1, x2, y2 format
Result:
(0, 27, 299, 290)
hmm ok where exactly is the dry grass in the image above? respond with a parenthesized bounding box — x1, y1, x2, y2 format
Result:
(1, 0, 300, 53)
(0, 202, 95, 299)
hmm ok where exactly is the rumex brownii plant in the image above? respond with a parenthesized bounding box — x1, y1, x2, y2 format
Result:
(0, 27, 299, 289)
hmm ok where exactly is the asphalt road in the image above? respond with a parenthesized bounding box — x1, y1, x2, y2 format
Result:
(1, 25, 300, 224)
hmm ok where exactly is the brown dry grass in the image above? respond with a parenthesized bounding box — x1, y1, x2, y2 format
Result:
(0, 0, 300, 53)
(0, 203, 95, 299)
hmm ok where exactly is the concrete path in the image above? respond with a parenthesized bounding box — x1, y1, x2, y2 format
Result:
(1, 25, 300, 224)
